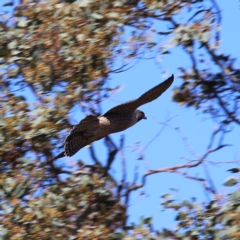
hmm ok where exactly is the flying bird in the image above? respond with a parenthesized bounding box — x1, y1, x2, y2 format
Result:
(52, 75, 174, 160)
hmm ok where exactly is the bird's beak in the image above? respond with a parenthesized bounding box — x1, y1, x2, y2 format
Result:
(144, 116, 147, 119)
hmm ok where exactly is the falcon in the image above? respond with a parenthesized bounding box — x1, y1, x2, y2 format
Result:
(53, 75, 174, 160)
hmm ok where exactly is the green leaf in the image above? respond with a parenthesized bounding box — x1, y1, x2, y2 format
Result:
(0, 225, 8, 236)
(161, 194, 172, 199)
(181, 200, 193, 208)
(161, 50, 171, 54)
(0, 112, 6, 127)
(227, 168, 240, 173)
(191, 229, 199, 236)
(1, 203, 13, 214)
(143, 217, 152, 225)
(35, 210, 44, 219)
(123, 226, 134, 230)
(8, 56, 22, 62)
(108, 12, 119, 18)
(175, 211, 187, 221)
(12, 183, 24, 196)
(91, 13, 103, 19)
(147, 42, 157, 49)
(16, 95, 26, 102)
(224, 177, 238, 186)
(228, 190, 240, 203)
(223, 225, 238, 235)
(199, 32, 210, 43)
(8, 40, 18, 49)
(17, 18, 29, 27)
(76, 34, 85, 41)
(76, 0, 91, 7)
(11, 50, 21, 55)
(109, 231, 125, 240)
(219, 202, 230, 214)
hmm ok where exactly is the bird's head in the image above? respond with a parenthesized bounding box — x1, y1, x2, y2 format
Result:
(135, 110, 147, 122)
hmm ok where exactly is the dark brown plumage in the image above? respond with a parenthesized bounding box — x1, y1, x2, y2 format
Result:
(53, 75, 174, 159)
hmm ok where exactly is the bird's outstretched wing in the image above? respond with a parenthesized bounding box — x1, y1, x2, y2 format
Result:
(103, 75, 174, 116)
(64, 115, 99, 156)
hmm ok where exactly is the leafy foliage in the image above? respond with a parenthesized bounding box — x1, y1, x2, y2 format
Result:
(1, 163, 126, 239)
(160, 177, 240, 239)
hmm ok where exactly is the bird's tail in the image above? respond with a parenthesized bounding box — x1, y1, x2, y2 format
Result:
(64, 134, 89, 157)
(50, 151, 65, 162)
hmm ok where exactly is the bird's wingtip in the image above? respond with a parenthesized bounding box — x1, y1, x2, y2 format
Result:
(166, 74, 174, 85)
(163, 74, 174, 85)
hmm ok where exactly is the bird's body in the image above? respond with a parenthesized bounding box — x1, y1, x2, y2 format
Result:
(64, 110, 144, 156)
(55, 75, 174, 158)
(98, 114, 136, 134)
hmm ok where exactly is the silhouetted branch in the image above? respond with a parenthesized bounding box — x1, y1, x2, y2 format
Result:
(123, 123, 231, 205)
(104, 148, 118, 176)
(89, 145, 101, 165)
(120, 135, 127, 183)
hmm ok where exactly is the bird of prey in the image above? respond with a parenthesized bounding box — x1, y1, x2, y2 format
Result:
(52, 75, 174, 160)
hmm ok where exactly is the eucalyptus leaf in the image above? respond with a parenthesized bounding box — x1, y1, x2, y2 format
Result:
(224, 177, 238, 187)
(0, 225, 8, 236)
(8, 40, 18, 49)
(91, 13, 103, 19)
(17, 19, 29, 27)
(227, 168, 240, 173)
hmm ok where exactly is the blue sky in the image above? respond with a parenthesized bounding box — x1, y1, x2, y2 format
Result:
(90, 0, 240, 228)
(1, 0, 240, 230)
